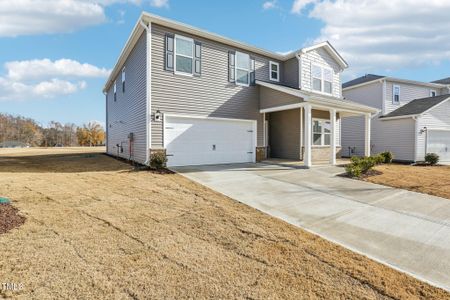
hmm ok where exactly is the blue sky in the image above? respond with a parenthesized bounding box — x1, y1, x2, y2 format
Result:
(0, 0, 449, 126)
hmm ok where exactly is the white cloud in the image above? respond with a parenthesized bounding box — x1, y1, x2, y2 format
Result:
(276, 50, 294, 56)
(5, 59, 110, 81)
(263, 1, 277, 10)
(0, 0, 169, 37)
(0, 59, 110, 101)
(0, 77, 86, 101)
(0, 0, 105, 37)
(291, 0, 317, 14)
(150, 0, 169, 8)
(90, 120, 106, 128)
(117, 9, 126, 24)
(299, 0, 450, 77)
(33, 79, 86, 96)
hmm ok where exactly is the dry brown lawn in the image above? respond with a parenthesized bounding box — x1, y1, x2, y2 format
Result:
(0, 148, 448, 299)
(364, 164, 450, 200)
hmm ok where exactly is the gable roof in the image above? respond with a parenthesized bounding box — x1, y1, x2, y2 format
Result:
(343, 74, 447, 90)
(342, 74, 385, 89)
(380, 94, 450, 119)
(256, 80, 378, 114)
(432, 77, 450, 84)
(103, 12, 347, 92)
(293, 41, 348, 69)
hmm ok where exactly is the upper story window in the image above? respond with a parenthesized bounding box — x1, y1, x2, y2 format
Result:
(393, 85, 400, 104)
(312, 64, 333, 95)
(228, 51, 255, 86)
(323, 68, 333, 94)
(312, 119, 331, 146)
(236, 52, 250, 86)
(269, 61, 279, 82)
(121, 67, 125, 93)
(113, 81, 117, 102)
(430, 90, 437, 97)
(165, 33, 201, 76)
(174, 35, 194, 75)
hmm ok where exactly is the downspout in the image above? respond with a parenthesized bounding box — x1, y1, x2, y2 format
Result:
(296, 53, 302, 89)
(381, 79, 386, 115)
(139, 19, 152, 165)
(299, 107, 303, 160)
(103, 91, 108, 154)
(413, 116, 418, 162)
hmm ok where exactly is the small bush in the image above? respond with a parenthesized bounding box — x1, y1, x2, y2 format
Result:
(345, 164, 362, 178)
(346, 155, 383, 178)
(379, 151, 394, 164)
(150, 151, 168, 169)
(360, 156, 377, 172)
(373, 154, 385, 165)
(425, 153, 439, 165)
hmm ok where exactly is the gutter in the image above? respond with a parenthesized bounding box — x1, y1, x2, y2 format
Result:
(379, 114, 419, 121)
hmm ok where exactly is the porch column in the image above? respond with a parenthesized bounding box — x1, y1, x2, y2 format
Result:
(329, 109, 336, 165)
(304, 104, 312, 168)
(365, 113, 371, 157)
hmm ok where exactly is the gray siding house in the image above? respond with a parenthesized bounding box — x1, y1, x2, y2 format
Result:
(103, 12, 377, 167)
(342, 75, 450, 162)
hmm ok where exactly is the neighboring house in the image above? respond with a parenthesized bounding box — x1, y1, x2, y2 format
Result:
(103, 12, 377, 167)
(342, 75, 450, 162)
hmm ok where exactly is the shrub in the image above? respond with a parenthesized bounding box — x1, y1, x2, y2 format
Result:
(346, 155, 382, 178)
(150, 151, 168, 169)
(425, 153, 439, 165)
(345, 164, 362, 178)
(379, 151, 394, 164)
(359, 156, 377, 172)
(373, 154, 385, 165)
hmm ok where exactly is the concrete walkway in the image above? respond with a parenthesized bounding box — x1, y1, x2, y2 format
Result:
(174, 163, 450, 291)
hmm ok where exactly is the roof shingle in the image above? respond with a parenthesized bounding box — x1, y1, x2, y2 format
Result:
(432, 77, 450, 84)
(342, 74, 385, 89)
(381, 94, 450, 118)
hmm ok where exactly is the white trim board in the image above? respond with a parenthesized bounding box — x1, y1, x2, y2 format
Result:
(269, 61, 280, 82)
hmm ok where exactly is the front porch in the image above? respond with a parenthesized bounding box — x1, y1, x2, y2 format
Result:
(257, 81, 377, 167)
(260, 157, 351, 168)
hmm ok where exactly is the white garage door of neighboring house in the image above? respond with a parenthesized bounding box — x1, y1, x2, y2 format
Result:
(164, 115, 256, 167)
(427, 130, 450, 162)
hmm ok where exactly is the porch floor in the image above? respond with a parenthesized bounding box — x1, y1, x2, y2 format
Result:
(261, 158, 350, 167)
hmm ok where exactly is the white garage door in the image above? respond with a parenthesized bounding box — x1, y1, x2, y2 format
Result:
(427, 130, 450, 162)
(164, 115, 256, 167)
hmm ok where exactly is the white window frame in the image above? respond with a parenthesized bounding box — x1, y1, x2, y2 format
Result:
(323, 67, 333, 94)
(312, 118, 331, 146)
(269, 61, 279, 82)
(174, 34, 194, 76)
(113, 81, 117, 102)
(393, 85, 401, 104)
(121, 67, 125, 92)
(235, 51, 250, 87)
(311, 64, 333, 95)
(430, 90, 437, 97)
(312, 64, 322, 93)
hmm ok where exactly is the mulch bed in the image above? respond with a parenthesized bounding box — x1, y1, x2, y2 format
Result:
(0, 204, 25, 234)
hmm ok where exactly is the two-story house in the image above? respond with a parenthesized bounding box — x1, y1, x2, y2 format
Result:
(103, 12, 377, 167)
(342, 75, 450, 162)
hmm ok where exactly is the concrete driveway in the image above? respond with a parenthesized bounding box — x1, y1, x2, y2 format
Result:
(174, 163, 450, 291)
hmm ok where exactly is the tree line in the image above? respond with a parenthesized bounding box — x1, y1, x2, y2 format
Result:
(0, 113, 105, 147)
